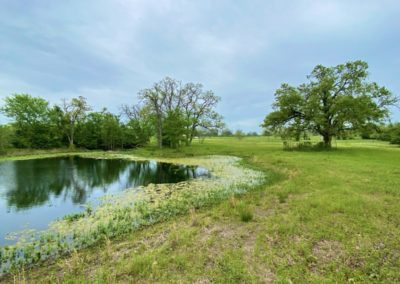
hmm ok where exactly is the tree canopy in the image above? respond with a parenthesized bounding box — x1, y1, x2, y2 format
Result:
(1, 94, 62, 148)
(262, 60, 398, 147)
(139, 77, 223, 148)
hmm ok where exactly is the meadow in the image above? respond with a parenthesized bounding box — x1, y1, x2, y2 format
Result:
(2, 136, 400, 283)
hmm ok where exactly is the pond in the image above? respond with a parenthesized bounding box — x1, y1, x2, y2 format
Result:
(0, 156, 209, 245)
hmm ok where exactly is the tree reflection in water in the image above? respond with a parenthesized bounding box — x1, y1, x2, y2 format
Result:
(0, 156, 209, 210)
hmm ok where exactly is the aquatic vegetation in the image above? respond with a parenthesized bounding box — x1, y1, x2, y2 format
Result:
(0, 154, 265, 275)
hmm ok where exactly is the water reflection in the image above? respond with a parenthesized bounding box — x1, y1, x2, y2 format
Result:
(0, 156, 208, 210)
(0, 156, 209, 243)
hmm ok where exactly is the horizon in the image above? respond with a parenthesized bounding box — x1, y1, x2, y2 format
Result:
(1, 1, 399, 131)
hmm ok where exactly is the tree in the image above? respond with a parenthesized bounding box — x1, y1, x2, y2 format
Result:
(75, 112, 103, 149)
(162, 109, 186, 148)
(139, 77, 223, 148)
(75, 110, 123, 150)
(139, 78, 174, 148)
(180, 83, 223, 145)
(101, 112, 122, 150)
(1, 94, 51, 148)
(120, 104, 153, 147)
(62, 96, 91, 148)
(262, 60, 398, 148)
(47, 105, 66, 147)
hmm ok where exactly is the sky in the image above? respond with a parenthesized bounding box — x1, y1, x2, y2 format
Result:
(0, 0, 399, 132)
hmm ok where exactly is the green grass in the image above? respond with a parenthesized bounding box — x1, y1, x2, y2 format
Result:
(2, 137, 400, 283)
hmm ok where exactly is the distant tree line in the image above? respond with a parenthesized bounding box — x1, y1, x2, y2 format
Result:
(0, 77, 224, 151)
(361, 123, 400, 145)
(0, 94, 148, 150)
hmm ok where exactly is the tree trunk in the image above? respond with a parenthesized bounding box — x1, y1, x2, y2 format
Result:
(68, 120, 75, 148)
(157, 127, 162, 148)
(156, 112, 163, 149)
(184, 128, 190, 146)
(322, 133, 332, 148)
(189, 133, 194, 144)
(70, 129, 74, 147)
(188, 125, 196, 145)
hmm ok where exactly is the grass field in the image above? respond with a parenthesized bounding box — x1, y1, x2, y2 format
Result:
(3, 137, 400, 283)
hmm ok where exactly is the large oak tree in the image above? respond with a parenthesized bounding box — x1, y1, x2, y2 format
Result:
(262, 60, 398, 148)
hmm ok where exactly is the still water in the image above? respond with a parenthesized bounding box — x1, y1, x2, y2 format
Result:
(0, 156, 209, 244)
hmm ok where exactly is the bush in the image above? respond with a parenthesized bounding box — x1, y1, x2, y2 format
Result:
(377, 123, 400, 145)
(390, 135, 400, 145)
(390, 125, 400, 145)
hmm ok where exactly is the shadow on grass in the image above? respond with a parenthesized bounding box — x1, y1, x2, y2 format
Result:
(282, 141, 339, 152)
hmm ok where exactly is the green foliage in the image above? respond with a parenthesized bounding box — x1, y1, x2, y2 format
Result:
(122, 119, 151, 147)
(1, 94, 62, 148)
(162, 109, 186, 148)
(1, 78, 223, 150)
(75, 109, 151, 150)
(1, 94, 152, 151)
(263, 60, 398, 148)
(47, 106, 66, 147)
(62, 96, 91, 147)
(387, 124, 400, 145)
(121, 106, 153, 147)
(140, 77, 223, 148)
(359, 123, 379, 139)
(1, 94, 49, 125)
(376, 123, 400, 145)
(100, 112, 122, 150)
(75, 112, 103, 149)
(0, 125, 14, 154)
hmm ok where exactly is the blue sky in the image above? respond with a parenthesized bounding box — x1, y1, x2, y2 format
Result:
(0, 0, 399, 131)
